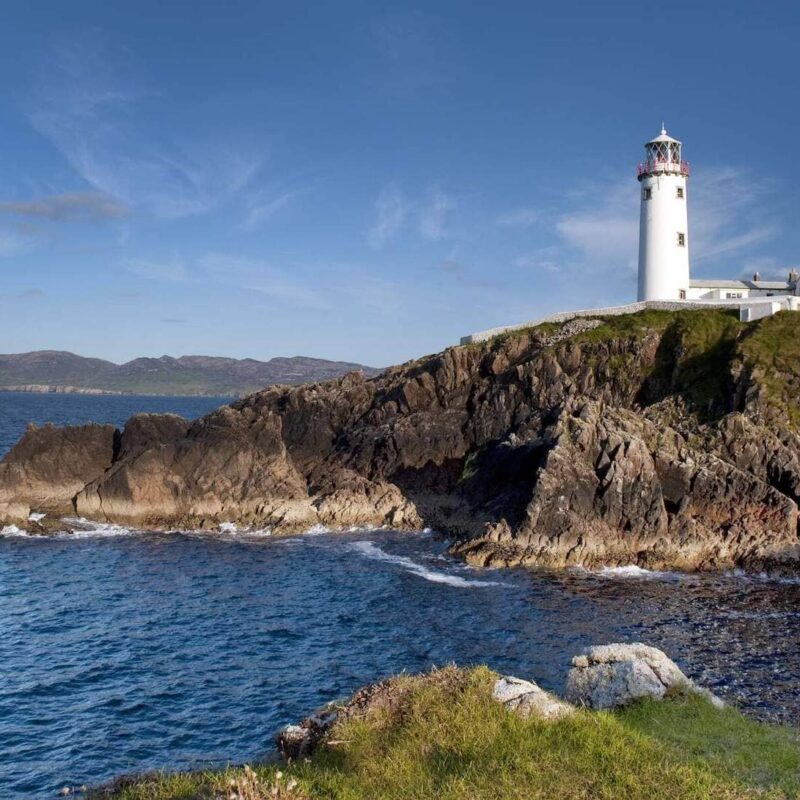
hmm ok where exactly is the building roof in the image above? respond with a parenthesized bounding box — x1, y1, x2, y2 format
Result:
(689, 278, 791, 290)
(647, 125, 680, 145)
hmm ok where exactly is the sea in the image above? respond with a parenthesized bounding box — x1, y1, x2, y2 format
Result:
(0, 392, 798, 799)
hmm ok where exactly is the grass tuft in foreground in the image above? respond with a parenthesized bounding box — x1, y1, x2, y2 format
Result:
(92, 666, 800, 800)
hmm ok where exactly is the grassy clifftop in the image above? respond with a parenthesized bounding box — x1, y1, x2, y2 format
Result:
(94, 667, 800, 800)
(503, 308, 800, 427)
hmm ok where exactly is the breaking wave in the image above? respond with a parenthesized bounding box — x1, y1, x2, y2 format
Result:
(589, 565, 683, 581)
(350, 540, 505, 587)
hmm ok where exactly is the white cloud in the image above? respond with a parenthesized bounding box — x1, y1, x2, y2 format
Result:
(28, 34, 263, 220)
(200, 253, 329, 310)
(549, 166, 779, 275)
(242, 191, 298, 231)
(419, 184, 454, 241)
(124, 255, 188, 282)
(496, 207, 542, 229)
(368, 183, 407, 248)
(688, 166, 778, 264)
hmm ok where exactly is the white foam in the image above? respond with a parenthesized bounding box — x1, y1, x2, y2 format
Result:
(593, 565, 681, 581)
(218, 521, 238, 534)
(1, 524, 25, 536)
(57, 517, 137, 538)
(304, 524, 332, 535)
(350, 540, 505, 587)
(726, 569, 800, 586)
(28, 512, 46, 522)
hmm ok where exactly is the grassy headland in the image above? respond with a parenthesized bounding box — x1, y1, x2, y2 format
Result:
(92, 666, 800, 800)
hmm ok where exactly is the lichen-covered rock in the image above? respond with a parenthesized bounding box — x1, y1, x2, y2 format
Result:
(492, 676, 575, 720)
(565, 643, 724, 709)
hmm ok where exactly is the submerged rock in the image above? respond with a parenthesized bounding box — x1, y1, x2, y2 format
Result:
(565, 643, 724, 710)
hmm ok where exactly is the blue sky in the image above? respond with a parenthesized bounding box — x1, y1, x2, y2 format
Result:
(0, 1, 798, 366)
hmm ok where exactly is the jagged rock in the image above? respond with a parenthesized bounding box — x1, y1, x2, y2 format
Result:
(1, 310, 799, 572)
(492, 676, 575, 720)
(0, 423, 117, 520)
(565, 643, 724, 709)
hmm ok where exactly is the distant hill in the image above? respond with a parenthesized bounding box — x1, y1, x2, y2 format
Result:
(0, 351, 382, 397)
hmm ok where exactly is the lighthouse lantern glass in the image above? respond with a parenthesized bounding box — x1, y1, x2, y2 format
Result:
(645, 140, 681, 165)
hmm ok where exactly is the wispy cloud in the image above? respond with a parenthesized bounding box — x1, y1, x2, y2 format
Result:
(28, 33, 263, 219)
(242, 190, 298, 231)
(0, 192, 126, 222)
(513, 247, 562, 274)
(419, 184, 454, 241)
(124, 254, 188, 282)
(689, 166, 779, 263)
(548, 166, 780, 276)
(200, 253, 330, 310)
(368, 183, 407, 248)
(496, 207, 542, 229)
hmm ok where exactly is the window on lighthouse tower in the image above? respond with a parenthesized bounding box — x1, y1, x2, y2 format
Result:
(676, 187, 684, 199)
(677, 232, 686, 247)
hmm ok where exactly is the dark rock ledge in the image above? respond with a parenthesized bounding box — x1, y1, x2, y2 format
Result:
(2, 309, 800, 573)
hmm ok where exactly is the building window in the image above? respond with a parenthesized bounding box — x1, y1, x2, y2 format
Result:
(676, 187, 684, 199)
(677, 232, 686, 247)
(726, 292, 743, 299)
(643, 187, 652, 201)
(679, 290, 687, 300)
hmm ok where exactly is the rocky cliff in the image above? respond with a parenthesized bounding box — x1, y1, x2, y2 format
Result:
(3, 309, 800, 573)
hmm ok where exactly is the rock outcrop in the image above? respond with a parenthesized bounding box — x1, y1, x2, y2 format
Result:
(1, 309, 799, 572)
(492, 676, 575, 719)
(565, 643, 724, 710)
(0, 423, 117, 520)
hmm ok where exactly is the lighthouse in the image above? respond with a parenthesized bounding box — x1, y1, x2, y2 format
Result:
(637, 126, 691, 301)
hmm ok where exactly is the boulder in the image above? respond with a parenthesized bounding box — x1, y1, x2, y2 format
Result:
(492, 676, 575, 720)
(0, 422, 117, 519)
(565, 643, 724, 710)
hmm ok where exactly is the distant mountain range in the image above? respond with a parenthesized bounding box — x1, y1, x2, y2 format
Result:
(0, 351, 382, 397)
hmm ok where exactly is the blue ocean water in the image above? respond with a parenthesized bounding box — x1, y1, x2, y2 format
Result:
(0, 394, 798, 798)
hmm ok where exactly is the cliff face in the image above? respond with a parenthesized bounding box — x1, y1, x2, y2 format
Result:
(2, 309, 799, 573)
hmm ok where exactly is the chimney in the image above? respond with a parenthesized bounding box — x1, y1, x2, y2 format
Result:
(753, 271, 761, 281)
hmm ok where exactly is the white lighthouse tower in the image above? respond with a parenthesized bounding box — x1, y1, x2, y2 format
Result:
(637, 126, 691, 301)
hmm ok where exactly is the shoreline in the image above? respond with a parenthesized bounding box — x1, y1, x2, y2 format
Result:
(83, 656, 800, 800)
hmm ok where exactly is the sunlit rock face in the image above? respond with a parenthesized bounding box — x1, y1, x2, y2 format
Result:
(2, 310, 800, 573)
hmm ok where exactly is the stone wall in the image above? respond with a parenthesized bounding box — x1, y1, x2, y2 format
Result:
(459, 298, 788, 345)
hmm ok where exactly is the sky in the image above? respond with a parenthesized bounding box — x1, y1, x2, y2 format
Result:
(0, 1, 798, 367)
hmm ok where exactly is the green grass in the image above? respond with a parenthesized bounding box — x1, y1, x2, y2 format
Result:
(92, 666, 800, 800)
(738, 311, 800, 427)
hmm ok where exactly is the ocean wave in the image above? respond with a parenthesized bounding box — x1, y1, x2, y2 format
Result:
(58, 518, 138, 538)
(574, 564, 683, 581)
(350, 540, 506, 587)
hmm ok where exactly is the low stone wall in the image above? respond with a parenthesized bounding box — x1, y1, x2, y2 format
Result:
(459, 298, 779, 345)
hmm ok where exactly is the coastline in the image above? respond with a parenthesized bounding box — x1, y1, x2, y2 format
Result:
(85, 659, 800, 800)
